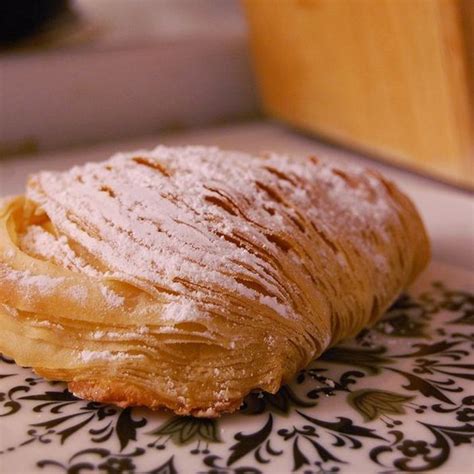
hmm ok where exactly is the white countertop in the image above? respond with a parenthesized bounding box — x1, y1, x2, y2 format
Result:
(1, 121, 473, 271)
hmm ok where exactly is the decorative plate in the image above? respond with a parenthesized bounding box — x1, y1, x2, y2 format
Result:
(0, 262, 472, 474)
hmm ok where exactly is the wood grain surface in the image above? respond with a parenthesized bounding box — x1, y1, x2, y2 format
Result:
(244, 0, 473, 188)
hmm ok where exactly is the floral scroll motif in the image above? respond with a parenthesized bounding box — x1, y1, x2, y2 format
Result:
(0, 282, 472, 473)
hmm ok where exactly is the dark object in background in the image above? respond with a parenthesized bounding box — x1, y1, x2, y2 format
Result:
(0, 0, 69, 45)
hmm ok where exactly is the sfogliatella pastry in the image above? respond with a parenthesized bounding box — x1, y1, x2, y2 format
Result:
(0, 146, 430, 416)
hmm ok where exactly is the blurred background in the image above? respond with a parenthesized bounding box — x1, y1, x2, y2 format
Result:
(0, 0, 257, 155)
(0, 0, 472, 188)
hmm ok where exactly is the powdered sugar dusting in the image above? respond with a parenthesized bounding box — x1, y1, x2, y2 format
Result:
(3, 267, 64, 295)
(22, 145, 396, 324)
(91, 326, 149, 340)
(78, 350, 144, 363)
(161, 299, 203, 322)
(19, 225, 101, 277)
(66, 285, 89, 303)
(0, 303, 19, 318)
(99, 285, 124, 308)
(32, 319, 64, 330)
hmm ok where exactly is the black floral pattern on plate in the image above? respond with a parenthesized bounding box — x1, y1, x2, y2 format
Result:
(0, 282, 472, 473)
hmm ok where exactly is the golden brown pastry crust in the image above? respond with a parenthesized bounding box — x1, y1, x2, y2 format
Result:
(0, 146, 430, 416)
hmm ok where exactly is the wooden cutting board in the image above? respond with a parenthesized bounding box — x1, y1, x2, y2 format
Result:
(243, 0, 473, 188)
